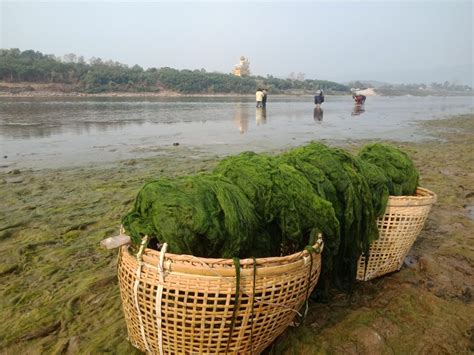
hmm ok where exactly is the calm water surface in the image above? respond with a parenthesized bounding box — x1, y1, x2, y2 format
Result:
(0, 96, 472, 169)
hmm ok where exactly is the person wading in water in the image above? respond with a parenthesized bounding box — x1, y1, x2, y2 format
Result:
(314, 88, 324, 109)
(256, 88, 264, 108)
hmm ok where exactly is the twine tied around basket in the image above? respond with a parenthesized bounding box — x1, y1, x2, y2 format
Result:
(134, 237, 169, 355)
(155, 242, 168, 355)
(225, 257, 241, 354)
(133, 235, 151, 353)
(291, 245, 315, 327)
(250, 256, 257, 355)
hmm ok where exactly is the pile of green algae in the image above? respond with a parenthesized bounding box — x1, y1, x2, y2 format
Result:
(122, 142, 419, 290)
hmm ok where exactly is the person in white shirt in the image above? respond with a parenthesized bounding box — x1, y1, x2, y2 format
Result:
(256, 88, 264, 108)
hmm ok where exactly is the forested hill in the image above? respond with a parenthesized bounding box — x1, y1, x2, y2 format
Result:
(0, 49, 349, 94)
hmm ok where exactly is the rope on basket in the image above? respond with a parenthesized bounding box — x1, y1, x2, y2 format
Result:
(155, 242, 168, 355)
(134, 235, 151, 353)
(225, 257, 241, 354)
(294, 245, 316, 327)
(304, 246, 314, 321)
(250, 256, 257, 355)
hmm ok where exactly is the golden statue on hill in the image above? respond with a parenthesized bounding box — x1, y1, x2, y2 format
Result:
(233, 56, 250, 77)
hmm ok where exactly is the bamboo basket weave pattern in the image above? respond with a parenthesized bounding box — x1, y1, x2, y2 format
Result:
(118, 237, 323, 354)
(357, 187, 436, 281)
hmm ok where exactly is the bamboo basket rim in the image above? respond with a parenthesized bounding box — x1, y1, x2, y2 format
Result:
(121, 236, 323, 278)
(386, 187, 437, 207)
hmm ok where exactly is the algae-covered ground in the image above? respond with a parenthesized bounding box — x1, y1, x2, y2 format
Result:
(0, 115, 473, 354)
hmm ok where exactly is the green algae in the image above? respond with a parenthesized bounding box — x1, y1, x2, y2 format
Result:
(122, 174, 259, 258)
(122, 152, 339, 258)
(280, 142, 384, 290)
(122, 142, 416, 291)
(358, 143, 419, 196)
(215, 152, 340, 257)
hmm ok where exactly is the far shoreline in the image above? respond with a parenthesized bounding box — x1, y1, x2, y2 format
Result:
(1, 81, 472, 98)
(0, 90, 347, 98)
(2, 90, 472, 99)
(0, 81, 349, 98)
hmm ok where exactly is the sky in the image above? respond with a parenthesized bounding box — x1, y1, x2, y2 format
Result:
(1, 0, 473, 85)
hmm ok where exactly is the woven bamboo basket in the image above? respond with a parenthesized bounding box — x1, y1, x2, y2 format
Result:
(117, 235, 323, 354)
(357, 187, 436, 281)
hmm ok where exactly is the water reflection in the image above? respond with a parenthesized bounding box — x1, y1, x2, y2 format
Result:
(256, 107, 267, 125)
(0, 119, 145, 139)
(0, 123, 63, 139)
(351, 105, 365, 116)
(313, 107, 324, 122)
(0, 99, 146, 138)
(233, 103, 249, 134)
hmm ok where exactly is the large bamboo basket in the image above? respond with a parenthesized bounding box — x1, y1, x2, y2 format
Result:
(357, 187, 436, 281)
(117, 236, 323, 354)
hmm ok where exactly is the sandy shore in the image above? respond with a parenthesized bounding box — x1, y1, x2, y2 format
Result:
(0, 114, 472, 353)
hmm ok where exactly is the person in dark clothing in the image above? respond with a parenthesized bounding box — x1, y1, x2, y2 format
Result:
(262, 89, 267, 107)
(314, 89, 324, 108)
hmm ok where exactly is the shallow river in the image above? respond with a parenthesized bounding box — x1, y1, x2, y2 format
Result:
(0, 95, 472, 169)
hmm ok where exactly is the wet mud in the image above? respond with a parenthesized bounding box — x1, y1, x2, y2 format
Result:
(0, 115, 473, 354)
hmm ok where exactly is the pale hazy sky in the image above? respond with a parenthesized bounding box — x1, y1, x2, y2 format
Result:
(1, 1, 473, 84)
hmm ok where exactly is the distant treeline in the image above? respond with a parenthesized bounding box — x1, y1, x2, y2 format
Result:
(0, 49, 349, 94)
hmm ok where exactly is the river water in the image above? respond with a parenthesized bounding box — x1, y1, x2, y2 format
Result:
(0, 95, 472, 169)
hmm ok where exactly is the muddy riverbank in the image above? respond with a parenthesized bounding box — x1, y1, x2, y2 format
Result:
(1, 82, 470, 98)
(0, 82, 335, 98)
(0, 114, 472, 353)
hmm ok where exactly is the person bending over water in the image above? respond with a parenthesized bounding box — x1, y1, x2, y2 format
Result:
(314, 89, 324, 109)
(352, 94, 366, 105)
